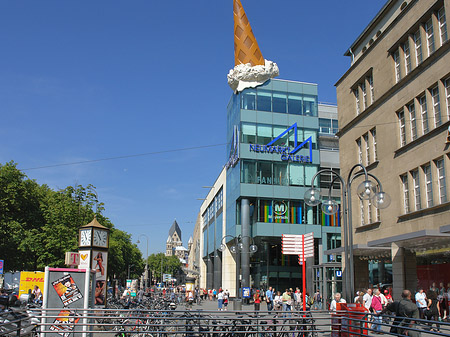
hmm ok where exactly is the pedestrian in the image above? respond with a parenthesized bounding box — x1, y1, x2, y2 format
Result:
(294, 287, 302, 310)
(425, 289, 440, 332)
(282, 288, 293, 315)
(274, 291, 282, 312)
(254, 289, 261, 311)
(363, 288, 373, 328)
(397, 289, 421, 337)
(223, 290, 229, 310)
(313, 289, 322, 310)
(330, 292, 346, 311)
(371, 288, 383, 334)
(415, 287, 427, 319)
(265, 286, 274, 311)
(330, 293, 346, 337)
(217, 289, 224, 311)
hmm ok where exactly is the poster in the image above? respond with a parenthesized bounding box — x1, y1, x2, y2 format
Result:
(52, 275, 83, 307)
(92, 250, 107, 306)
(49, 310, 81, 337)
(77, 251, 91, 270)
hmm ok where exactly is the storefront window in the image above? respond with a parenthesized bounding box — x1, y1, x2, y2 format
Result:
(257, 90, 272, 112)
(289, 201, 303, 224)
(272, 92, 287, 113)
(242, 122, 256, 144)
(288, 94, 302, 115)
(273, 162, 288, 185)
(241, 160, 256, 184)
(257, 124, 272, 144)
(257, 162, 272, 184)
(242, 89, 256, 110)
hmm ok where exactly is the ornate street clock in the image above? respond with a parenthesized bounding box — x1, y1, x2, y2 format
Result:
(78, 217, 110, 307)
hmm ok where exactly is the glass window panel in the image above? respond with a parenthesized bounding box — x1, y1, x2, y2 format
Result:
(257, 162, 273, 185)
(241, 160, 256, 184)
(289, 201, 303, 224)
(272, 125, 288, 146)
(305, 166, 318, 187)
(303, 96, 317, 116)
(426, 18, 435, 55)
(242, 122, 256, 144)
(273, 162, 288, 186)
(288, 94, 302, 115)
(257, 124, 272, 144)
(241, 89, 256, 110)
(438, 7, 448, 44)
(259, 199, 273, 223)
(257, 90, 272, 112)
(414, 30, 423, 65)
(319, 118, 331, 134)
(332, 120, 339, 134)
(289, 163, 304, 186)
(272, 92, 287, 113)
(304, 129, 317, 149)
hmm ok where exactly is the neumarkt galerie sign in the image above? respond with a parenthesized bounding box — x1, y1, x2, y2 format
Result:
(249, 123, 312, 163)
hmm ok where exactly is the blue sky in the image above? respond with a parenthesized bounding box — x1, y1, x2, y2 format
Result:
(0, 1, 386, 256)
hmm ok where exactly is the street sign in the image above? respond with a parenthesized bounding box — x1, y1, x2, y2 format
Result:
(163, 273, 172, 282)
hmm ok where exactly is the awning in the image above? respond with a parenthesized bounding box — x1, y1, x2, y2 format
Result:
(367, 229, 450, 250)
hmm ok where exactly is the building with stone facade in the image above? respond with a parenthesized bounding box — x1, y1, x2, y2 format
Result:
(335, 0, 450, 298)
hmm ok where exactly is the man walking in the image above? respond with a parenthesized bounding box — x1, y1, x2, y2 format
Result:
(415, 288, 427, 319)
(266, 286, 274, 311)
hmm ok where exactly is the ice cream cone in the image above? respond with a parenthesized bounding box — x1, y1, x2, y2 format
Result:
(234, 0, 265, 67)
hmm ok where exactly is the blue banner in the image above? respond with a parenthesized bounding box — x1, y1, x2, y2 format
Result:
(242, 287, 251, 298)
(0, 260, 3, 274)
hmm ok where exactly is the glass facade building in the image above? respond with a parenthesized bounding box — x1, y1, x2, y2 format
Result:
(201, 79, 342, 300)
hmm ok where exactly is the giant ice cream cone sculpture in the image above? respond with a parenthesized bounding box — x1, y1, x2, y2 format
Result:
(234, 0, 265, 67)
(228, 0, 279, 92)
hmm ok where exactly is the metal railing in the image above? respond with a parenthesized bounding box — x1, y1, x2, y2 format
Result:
(3, 307, 450, 336)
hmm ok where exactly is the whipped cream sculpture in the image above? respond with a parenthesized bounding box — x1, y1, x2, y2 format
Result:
(227, 0, 279, 93)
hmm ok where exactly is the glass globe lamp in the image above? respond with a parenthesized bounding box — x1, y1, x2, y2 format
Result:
(321, 199, 339, 215)
(372, 191, 391, 209)
(356, 180, 376, 200)
(304, 188, 321, 206)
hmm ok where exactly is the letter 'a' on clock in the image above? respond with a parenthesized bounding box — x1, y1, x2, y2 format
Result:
(79, 229, 92, 247)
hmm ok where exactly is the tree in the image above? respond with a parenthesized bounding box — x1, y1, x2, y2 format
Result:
(147, 253, 182, 284)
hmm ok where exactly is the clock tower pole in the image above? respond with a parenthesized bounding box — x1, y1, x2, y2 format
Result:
(78, 216, 110, 307)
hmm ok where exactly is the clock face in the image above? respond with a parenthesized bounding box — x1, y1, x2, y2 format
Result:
(79, 229, 92, 247)
(93, 229, 108, 248)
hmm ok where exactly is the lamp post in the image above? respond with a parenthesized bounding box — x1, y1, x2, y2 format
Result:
(137, 234, 149, 289)
(127, 264, 134, 279)
(304, 164, 391, 302)
(219, 234, 258, 310)
(160, 253, 164, 285)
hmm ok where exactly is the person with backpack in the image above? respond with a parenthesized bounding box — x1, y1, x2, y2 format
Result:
(313, 290, 322, 310)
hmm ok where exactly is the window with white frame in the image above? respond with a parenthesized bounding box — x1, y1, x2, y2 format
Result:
(398, 110, 406, 146)
(356, 138, 362, 164)
(361, 82, 367, 110)
(367, 199, 373, 224)
(360, 199, 365, 226)
(393, 50, 401, 82)
(354, 88, 360, 115)
(419, 94, 429, 134)
(371, 128, 377, 161)
(408, 102, 417, 140)
(414, 29, 423, 65)
(426, 18, 435, 55)
(436, 158, 447, 203)
(445, 78, 450, 119)
(438, 7, 448, 45)
(364, 133, 370, 165)
(423, 163, 433, 208)
(368, 75, 374, 103)
(431, 86, 441, 127)
(401, 174, 410, 213)
(403, 40, 411, 75)
(412, 169, 421, 211)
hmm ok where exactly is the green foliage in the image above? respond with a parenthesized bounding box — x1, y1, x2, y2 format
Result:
(0, 161, 143, 284)
(147, 253, 182, 282)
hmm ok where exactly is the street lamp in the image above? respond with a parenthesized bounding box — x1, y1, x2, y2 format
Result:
(219, 234, 258, 310)
(136, 234, 149, 289)
(304, 164, 390, 302)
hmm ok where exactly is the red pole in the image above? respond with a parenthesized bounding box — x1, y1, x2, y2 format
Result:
(302, 234, 306, 311)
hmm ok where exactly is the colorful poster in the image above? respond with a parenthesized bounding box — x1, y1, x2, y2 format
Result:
(52, 275, 83, 307)
(77, 250, 91, 270)
(19, 271, 45, 297)
(49, 310, 81, 337)
(92, 251, 107, 306)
